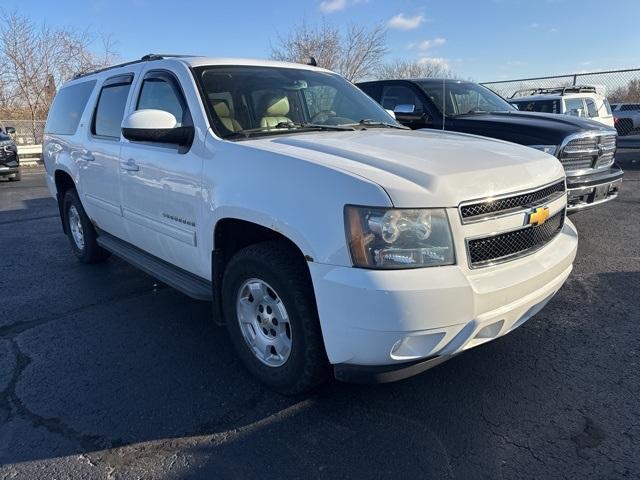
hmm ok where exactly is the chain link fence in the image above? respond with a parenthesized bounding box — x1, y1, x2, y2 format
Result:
(482, 68, 640, 145)
(0, 119, 45, 145)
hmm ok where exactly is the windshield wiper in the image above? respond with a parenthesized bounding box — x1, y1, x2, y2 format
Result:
(227, 122, 356, 139)
(349, 119, 408, 129)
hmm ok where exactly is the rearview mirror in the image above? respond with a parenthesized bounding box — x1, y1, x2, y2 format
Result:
(122, 109, 193, 146)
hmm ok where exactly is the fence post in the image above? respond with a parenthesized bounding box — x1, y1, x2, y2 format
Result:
(572, 74, 577, 86)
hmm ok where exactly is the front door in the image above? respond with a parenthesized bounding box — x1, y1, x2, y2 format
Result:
(119, 69, 205, 277)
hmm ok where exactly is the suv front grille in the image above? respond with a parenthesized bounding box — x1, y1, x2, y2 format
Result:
(559, 133, 616, 172)
(467, 210, 565, 268)
(460, 180, 565, 222)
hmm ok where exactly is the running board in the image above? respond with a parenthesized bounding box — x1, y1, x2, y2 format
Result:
(96, 232, 212, 301)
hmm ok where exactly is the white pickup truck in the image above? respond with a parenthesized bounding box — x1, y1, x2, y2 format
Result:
(43, 55, 578, 393)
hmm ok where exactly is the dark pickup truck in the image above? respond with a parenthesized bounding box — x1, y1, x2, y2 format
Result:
(358, 79, 623, 211)
(0, 129, 20, 182)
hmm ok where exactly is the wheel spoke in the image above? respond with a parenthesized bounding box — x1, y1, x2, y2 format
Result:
(235, 278, 293, 368)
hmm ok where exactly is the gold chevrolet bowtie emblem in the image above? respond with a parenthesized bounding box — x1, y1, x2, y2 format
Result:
(528, 206, 550, 226)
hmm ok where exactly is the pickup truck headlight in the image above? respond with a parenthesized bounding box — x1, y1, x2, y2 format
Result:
(528, 145, 558, 156)
(345, 206, 455, 269)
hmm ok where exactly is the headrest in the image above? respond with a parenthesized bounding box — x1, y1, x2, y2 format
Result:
(212, 100, 231, 118)
(262, 94, 290, 117)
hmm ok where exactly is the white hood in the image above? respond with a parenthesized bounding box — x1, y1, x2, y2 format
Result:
(244, 129, 565, 207)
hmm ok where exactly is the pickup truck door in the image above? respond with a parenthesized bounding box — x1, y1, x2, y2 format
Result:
(119, 69, 205, 277)
(79, 73, 136, 240)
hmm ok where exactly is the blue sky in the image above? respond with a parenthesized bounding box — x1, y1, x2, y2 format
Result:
(6, 0, 640, 81)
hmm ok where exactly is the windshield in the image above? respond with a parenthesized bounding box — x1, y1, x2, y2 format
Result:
(194, 65, 401, 139)
(418, 80, 516, 117)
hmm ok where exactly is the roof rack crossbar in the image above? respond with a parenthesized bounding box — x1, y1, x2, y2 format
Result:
(73, 53, 195, 80)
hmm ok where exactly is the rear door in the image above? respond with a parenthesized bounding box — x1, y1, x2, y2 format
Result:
(80, 73, 136, 239)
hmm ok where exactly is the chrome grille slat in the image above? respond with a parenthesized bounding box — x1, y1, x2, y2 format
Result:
(559, 133, 616, 172)
(459, 180, 565, 221)
(466, 211, 565, 268)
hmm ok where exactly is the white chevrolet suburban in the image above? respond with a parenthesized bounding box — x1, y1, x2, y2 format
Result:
(43, 55, 578, 393)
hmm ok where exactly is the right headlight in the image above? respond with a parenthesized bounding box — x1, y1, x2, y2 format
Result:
(344, 206, 455, 269)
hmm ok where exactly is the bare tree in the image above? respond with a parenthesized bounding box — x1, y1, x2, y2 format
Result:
(271, 20, 388, 82)
(610, 78, 640, 103)
(376, 58, 454, 80)
(0, 11, 117, 139)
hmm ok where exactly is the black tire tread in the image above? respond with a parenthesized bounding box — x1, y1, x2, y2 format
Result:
(223, 240, 329, 395)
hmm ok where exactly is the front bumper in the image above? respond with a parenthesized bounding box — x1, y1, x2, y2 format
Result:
(309, 219, 578, 381)
(566, 164, 624, 212)
(0, 165, 19, 177)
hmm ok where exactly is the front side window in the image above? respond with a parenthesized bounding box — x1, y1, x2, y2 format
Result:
(194, 66, 399, 139)
(93, 76, 132, 138)
(418, 81, 515, 117)
(45, 80, 96, 135)
(380, 85, 423, 112)
(137, 76, 188, 125)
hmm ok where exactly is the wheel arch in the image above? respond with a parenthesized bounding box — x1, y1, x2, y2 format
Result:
(54, 169, 77, 234)
(210, 216, 315, 325)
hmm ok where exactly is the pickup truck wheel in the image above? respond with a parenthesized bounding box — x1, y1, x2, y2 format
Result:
(222, 241, 329, 395)
(63, 189, 110, 264)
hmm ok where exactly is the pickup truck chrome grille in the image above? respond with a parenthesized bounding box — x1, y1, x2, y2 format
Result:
(558, 133, 616, 172)
(459, 180, 565, 223)
(466, 210, 565, 268)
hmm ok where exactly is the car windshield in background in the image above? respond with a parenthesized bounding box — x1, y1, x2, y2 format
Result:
(418, 80, 516, 117)
(194, 66, 402, 139)
(512, 99, 561, 114)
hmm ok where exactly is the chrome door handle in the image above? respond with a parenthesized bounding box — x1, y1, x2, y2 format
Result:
(120, 159, 139, 172)
(80, 150, 94, 161)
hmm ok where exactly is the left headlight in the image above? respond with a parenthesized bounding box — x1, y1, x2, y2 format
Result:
(344, 206, 455, 269)
(528, 145, 558, 156)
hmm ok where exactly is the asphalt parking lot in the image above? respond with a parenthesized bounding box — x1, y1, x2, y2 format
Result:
(0, 153, 639, 480)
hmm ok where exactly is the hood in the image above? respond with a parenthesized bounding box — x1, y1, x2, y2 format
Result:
(451, 110, 615, 146)
(243, 129, 565, 208)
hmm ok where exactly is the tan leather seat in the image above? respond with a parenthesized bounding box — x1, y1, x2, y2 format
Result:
(212, 100, 242, 132)
(260, 94, 292, 128)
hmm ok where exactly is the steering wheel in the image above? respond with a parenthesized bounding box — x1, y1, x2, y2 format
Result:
(310, 110, 337, 123)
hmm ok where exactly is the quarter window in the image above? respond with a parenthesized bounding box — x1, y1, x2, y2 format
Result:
(137, 76, 188, 125)
(45, 80, 96, 135)
(92, 76, 133, 138)
(585, 99, 598, 118)
(564, 98, 585, 115)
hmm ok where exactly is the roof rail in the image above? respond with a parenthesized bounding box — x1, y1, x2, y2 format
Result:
(510, 85, 598, 99)
(72, 53, 195, 80)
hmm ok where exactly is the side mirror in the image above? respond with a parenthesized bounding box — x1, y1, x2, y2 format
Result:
(5, 126, 16, 135)
(385, 109, 396, 119)
(393, 104, 426, 125)
(122, 109, 193, 146)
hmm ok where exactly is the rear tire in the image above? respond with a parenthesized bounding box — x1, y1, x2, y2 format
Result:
(222, 241, 329, 395)
(62, 189, 111, 264)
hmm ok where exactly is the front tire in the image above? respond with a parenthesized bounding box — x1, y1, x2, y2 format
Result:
(222, 241, 329, 395)
(62, 189, 110, 264)
(8, 171, 20, 181)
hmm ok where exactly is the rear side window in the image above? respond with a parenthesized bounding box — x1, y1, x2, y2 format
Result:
(585, 99, 598, 118)
(92, 75, 133, 138)
(512, 100, 560, 114)
(45, 80, 96, 135)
